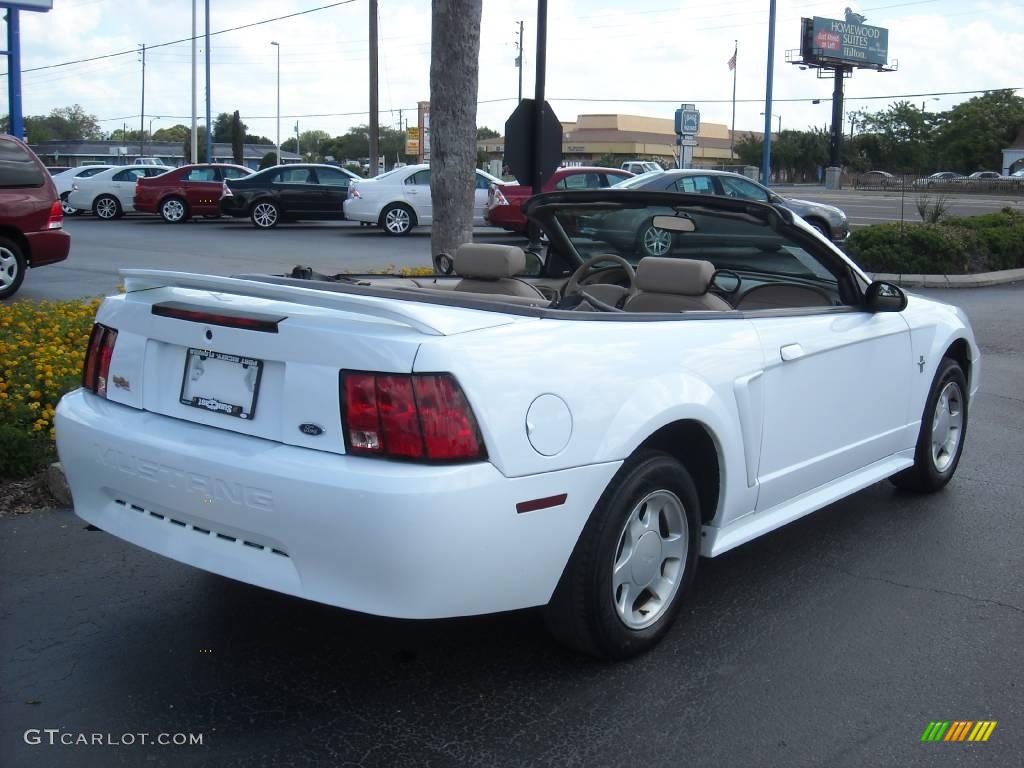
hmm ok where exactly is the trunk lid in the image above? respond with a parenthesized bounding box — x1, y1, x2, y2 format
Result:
(100, 270, 529, 454)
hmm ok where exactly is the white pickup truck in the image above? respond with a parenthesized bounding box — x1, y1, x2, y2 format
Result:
(56, 190, 979, 658)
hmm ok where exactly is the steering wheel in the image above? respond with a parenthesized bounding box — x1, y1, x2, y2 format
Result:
(563, 254, 638, 305)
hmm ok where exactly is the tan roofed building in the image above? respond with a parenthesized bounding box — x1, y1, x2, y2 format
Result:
(478, 113, 759, 170)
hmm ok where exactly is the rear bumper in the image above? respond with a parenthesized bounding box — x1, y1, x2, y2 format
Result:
(342, 199, 378, 224)
(56, 390, 618, 619)
(485, 203, 526, 231)
(25, 229, 70, 267)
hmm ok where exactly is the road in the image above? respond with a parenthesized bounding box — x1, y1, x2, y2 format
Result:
(14, 186, 1023, 303)
(778, 185, 1024, 230)
(2, 282, 1021, 766)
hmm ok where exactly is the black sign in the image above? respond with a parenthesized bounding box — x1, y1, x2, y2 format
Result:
(504, 99, 563, 189)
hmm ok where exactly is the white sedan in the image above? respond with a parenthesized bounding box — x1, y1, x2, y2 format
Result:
(51, 165, 115, 215)
(66, 165, 174, 219)
(56, 190, 978, 659)
(343, 163, 503, 235)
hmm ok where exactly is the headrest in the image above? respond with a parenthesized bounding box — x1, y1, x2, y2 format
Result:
(454, 244, 526, 279)
(635, 258, 716, 296)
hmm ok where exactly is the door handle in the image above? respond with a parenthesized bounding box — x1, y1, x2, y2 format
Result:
(780, 343, 804, 361)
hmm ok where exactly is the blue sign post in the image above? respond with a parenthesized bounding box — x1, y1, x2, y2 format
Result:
(3, 1, 53, 140)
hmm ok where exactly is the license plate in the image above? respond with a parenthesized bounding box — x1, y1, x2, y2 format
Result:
(179, 348, 263, 419)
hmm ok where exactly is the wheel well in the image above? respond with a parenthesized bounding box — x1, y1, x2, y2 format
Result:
(0, 226, 30, 264)
(637, 420, 721, 524)
(944, 338, 972, 386)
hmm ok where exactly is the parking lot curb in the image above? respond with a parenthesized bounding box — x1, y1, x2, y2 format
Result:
(871, 267, 1024, 288)
(47, 462, 72, 507)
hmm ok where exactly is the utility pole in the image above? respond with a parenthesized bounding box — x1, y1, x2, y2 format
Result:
(515, 20, 524, 103)
(271, 42, 281, 164)
(190, 0, 198, 164)
(205, 0, 212, 164)
(139, 44, 146, 158)
(368, 0, 379, 177)
(295, 121, 300, 158)
(829, 67, 846, 168)
(761, 0, 777, 186)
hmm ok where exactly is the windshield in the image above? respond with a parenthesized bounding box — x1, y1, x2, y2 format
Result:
(551, 202, 838, 284)
(612, 170, 666, 189)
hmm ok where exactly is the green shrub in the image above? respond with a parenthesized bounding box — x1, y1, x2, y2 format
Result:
(845, 210, 1024, 274)
(845, 223, 973, 274)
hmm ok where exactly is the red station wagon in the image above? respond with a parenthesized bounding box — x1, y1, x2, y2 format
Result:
(134, 163, 252, 223)
(0, 135, 70, 299)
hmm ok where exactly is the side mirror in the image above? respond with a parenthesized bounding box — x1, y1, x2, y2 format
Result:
(864, 280, 907, 312)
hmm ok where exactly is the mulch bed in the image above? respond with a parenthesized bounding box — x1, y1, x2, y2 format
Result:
(0, 470, 60, 518)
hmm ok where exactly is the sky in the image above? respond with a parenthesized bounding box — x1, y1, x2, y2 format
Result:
(5, 0, 1023, 142)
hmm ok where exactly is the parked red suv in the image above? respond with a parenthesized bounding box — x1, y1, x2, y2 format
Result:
(134, 163, 252, 223)
(0, 135, 70, 299)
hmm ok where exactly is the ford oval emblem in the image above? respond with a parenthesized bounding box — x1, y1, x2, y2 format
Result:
(299, 423, 324, 437)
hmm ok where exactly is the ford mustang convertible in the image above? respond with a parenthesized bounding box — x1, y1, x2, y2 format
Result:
(56, 190, 979, 659)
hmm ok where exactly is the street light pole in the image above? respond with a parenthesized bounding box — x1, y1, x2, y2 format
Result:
(271, 41, 280, 165)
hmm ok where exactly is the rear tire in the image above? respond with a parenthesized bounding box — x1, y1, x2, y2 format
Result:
(544, 450, 700, 659)
(0, 237, 27, 299)
(890, 357, 968, 493)
(94, 194, 122, 220)
(159, 196, 189, 223)
(380, 203, 415, 236)
(250, 200, 280, 229)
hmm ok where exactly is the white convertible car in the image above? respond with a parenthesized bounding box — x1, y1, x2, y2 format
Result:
(56, 190, 979, 658)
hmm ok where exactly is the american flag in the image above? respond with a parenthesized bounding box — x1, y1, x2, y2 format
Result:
(727, 48, 737, 71)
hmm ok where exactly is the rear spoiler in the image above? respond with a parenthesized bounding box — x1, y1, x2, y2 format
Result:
(120, 269, 460, 336)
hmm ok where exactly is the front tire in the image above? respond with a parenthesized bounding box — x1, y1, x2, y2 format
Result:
(250, 200, 280, 229)
(380, 203, 415, 236)
(160, 196, 189, 223)
(93, 194, 122, 220)
(805, 218, 830, 238)
(890, 357, 968, 492)
(544, 450, 700, 659)
(0, 237, 27, 299)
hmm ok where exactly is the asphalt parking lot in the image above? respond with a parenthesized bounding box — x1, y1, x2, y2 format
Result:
(2, 226, 1022, 765)
(14, 186, 1024, 303)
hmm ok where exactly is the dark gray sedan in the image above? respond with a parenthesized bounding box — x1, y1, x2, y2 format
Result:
(614, 169, 849, 242)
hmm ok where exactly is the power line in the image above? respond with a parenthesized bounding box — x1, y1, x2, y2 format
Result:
(1, 0, 358, 77)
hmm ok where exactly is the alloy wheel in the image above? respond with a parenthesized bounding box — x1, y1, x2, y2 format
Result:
(161, 198, 186, 222)
(252, 202, 278, 228)
(95, 197, 119, 219)
(931, 381, 964, 472)
(384, 206, 411, 234)
(611, 489, 688, 630)
(641, 225, 672, 256)
(0, 246, 20, 290)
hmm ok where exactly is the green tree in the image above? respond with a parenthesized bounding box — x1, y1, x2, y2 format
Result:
(934, 90, 1024, 173)
(230, 111, 245, 165)
(108, 128, 146, 142)
(851, 101, 936, 172)
(258, 151, 277, 170)
(212, 112, 237, 143)
(477, 126, 500, 139)
(3, 104, 103, 143)
(153, 124, 189, 142)
(182, 127, 208, 163)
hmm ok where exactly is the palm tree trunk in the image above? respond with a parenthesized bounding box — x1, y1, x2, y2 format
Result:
(429, 0, 483, 258)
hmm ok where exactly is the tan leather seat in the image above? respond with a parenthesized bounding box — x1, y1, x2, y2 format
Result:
(623, 258, 732, 312)
(453, 244, 546, 299)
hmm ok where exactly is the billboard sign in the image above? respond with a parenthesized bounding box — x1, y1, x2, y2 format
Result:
(809, 16, 888, 68)
(405, 127, 420, 156)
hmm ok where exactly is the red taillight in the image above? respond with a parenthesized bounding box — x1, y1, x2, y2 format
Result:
(490, 185, 508, 206)
(221, 181, 233, 198)
(340, 372, 485, 462)
(47, 199, 63, 230)
(82, 323, 117, 396)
